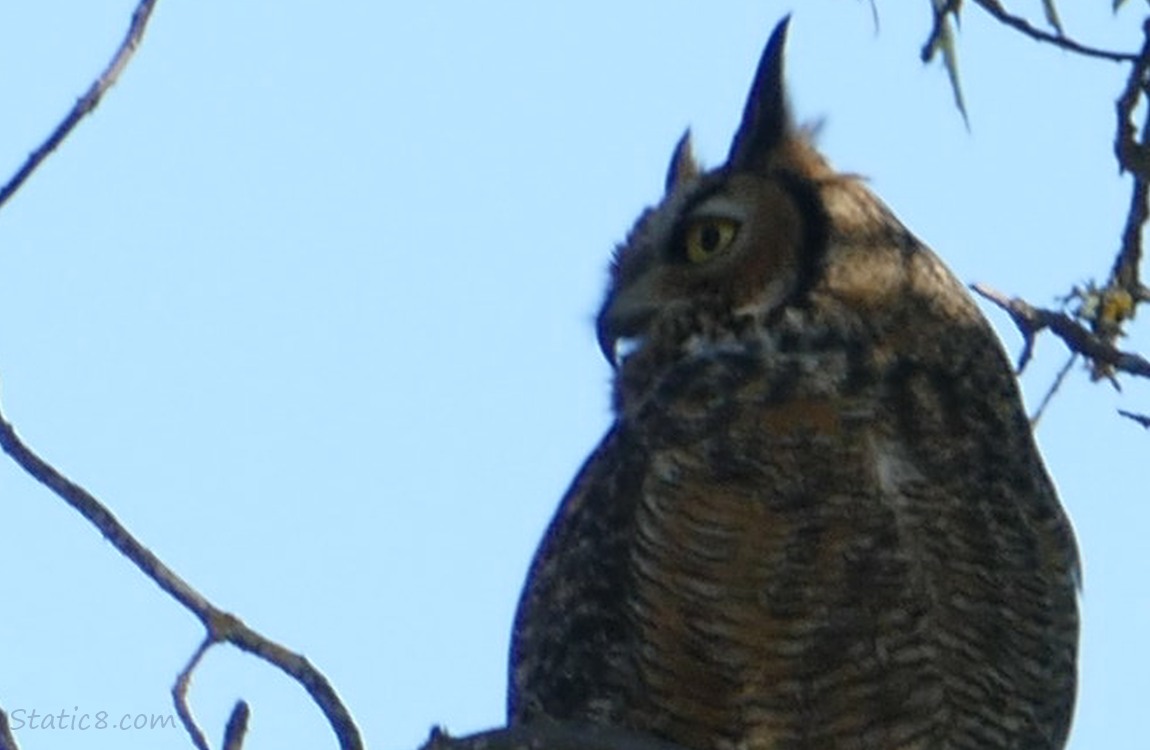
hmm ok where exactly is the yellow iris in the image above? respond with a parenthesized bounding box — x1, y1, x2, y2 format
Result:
(683, 217, 739, 263)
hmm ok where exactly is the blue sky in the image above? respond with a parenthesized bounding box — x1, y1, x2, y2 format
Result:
(0, 2, 1146, 749)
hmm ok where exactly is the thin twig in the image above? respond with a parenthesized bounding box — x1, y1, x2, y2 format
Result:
(225, 617, 364, 748)
(1118, 409, 1150, 428)
(1113, 173, 1149, 289)
(919, 0, 971, 123)
(920, 0, 962, 62)
(971, 283, 1150, 378)
(173, 636, 214, 750)
(222, 701, 251, 750)
(0, 403, 365, 750)
(0, 708, 19, 750)
(972, 0, 1137, 63)
(1030, 353, 1077, 427)
(1111, 20, 1150, 293)
(0, 399, 214, 615)
(0, 2, 364, 744)
(0, 0, 160, 214)
(969, 14, 1150, 419)
(865, 0, 880, 36)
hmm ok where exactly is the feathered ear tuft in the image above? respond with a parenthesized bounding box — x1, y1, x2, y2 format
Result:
(726, 16, 793, 173)
(665, 129, 699, 194)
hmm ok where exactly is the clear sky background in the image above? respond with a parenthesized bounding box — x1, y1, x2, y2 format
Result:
(0, 2, 1146, 749)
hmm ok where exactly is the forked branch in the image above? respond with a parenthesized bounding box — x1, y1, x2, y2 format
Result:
(0, 1, 365, 746)
(971, 283, 1150, 379)
(0, 399, 364, 750)
(924, 4, 1150, 419)
(0, 404, 363, 750)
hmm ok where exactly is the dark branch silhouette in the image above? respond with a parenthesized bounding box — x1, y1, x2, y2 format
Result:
(920, 4, 1150, 417)
(0, 402, 364, 750)
(0, 0, 159, 214)
(423, 723, 695, 750)
(971, 283, 1150, 380)
(1118, 409, 1150, 428)
(0, 1, 365, 746)
(1111, 20, 1150, 294)
(173, 636, 215, 750)
(971, 0, 1138, 63)
(223, 701, 252, 750)
(1029, 354, 1078, 428)
(923, 1, 1136, 65)
(1, 2, 1146, 749)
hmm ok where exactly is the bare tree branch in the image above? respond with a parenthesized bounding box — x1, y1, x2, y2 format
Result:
(1118, 409, 1150, 428)
(971, 283, 1150, 379)
(174, 636, 214, 750)
(1030, 353, 1077, 427)
(223, 701, 251, 750)
(920, 1, 1141, 149)
(944, 10, 1150, 418)
(971, 0, 1137, 63)
(1111, 19, 1150, 298)
(920, 0, 961, 63)
(923, 1, 1136, 66)
(0, 2, 366, 745)
(423, 723, 694, 750)
(0, 0, 160, 214)
(921, 0, 970, 123)
(916, 5, 1150, 418)
(0, 400, 365, 750)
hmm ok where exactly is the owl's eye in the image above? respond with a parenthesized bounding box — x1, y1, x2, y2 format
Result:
(682, 217, 740, 264)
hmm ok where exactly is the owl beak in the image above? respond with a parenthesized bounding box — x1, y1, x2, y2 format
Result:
(596, 288, 653, 369)
(597, 313, 619, 368)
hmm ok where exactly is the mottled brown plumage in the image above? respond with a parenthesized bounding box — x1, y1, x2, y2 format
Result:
(508, 18, 1079, 750)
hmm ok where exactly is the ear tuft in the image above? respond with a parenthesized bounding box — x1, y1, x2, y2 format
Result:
(726, 16, 793, 173)
(665, 129, 699, 194)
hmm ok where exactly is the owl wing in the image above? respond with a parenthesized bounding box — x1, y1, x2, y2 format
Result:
(878, 310, 1081, 749)
(508, 424, 645, 725)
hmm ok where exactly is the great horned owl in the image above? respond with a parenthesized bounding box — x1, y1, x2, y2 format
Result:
(508, 18, 1079, 750)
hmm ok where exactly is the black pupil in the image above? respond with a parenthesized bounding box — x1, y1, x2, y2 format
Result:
(701, 223, 721, 252)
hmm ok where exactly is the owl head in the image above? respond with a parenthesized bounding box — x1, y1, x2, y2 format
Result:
(595, 18, 832, 367)
(596, 17, 982, 409)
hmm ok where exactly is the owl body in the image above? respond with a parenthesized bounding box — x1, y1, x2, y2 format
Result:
(509, 19, 1079, 750)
